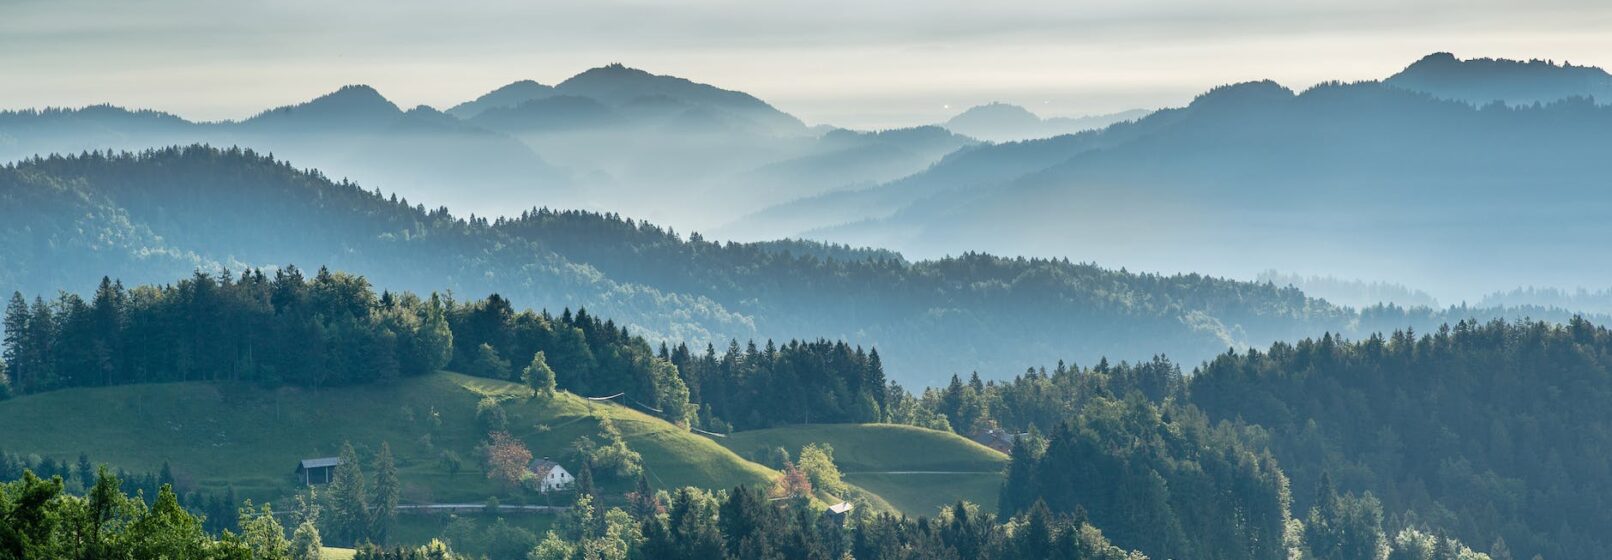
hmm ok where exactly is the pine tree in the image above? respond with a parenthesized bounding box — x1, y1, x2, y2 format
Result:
(158, 461, 175, 490)
(575, 461, 597, 505)
(2, 293, 28, 394)
(76, 453, 95, 490)
(372, 442, 400, 545)
(326, 442, 370, 544)
(472, 343, 512, 380)
(628, 473, 662, 519)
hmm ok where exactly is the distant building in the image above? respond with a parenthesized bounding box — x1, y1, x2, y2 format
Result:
(296, 457, 341, 485)
(970, 428, 1025, 454)
(826, 501, 855, 521)
(528, 457, 575, 492)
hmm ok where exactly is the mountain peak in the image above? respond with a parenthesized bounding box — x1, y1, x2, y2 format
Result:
(248, 84, 401, 125)
(555, 64, 806, 133)
(1386, 52, 1612, 105)
(1410, 52, 1459, 67)
(558, 64, 664, 91)
(446, 80, 555, 118)
(316, 84, 395, 108)
(596, 62, 644, 74)
(1188, 80, 1295, 109)
(949, 103, 1042, 124)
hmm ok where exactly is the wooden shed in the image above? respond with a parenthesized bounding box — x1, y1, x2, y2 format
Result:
(296, 457, 341, 485)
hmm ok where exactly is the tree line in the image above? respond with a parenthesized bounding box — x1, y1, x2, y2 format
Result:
(0, 268, 892, 434)
(0, 465, 478, 560)
(884, 345, 1519, 559)
(0, 449, 242, 536)
(663, 339, 887, 431)
(1189, 318, 1612, 560)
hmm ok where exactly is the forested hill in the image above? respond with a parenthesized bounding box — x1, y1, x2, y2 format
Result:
(1189, 318, 1612, 560)
(0, 146, 1597, 385)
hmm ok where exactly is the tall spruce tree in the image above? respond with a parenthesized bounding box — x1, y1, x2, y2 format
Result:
(326, 442, 370, 545)
(371, 443, 400, 545)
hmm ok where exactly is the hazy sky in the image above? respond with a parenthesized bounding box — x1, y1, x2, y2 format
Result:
(4, 0, 1611, 129)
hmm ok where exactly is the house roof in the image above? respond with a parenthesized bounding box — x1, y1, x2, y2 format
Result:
(971, 428, 1026, 448)
(528, 458, 565, 478)
(298, 457, 341, 470)
(828, 502, 854, 514)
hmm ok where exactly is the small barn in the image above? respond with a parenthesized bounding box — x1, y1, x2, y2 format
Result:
(296, 457, 342, 485)
(528, 457, 575, 492)
(970, 428, 1025, 454)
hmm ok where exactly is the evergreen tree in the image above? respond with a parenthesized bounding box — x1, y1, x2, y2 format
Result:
(158, 461, 175, 490)
(372, 443, 400, 545)
(75, 453, 94, 490)
(575, 461, 597, 505)
(326, 442, 370, 545)
(470, 343, 512, 380)
(2, 293, 27, 394)
(1304, 478, 1386, 560)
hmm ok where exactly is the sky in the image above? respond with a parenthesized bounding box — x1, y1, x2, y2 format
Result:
(3, 0, 1612, 129)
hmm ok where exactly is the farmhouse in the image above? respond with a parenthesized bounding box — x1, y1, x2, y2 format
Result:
(969, 428, 1025, 454)
(296, 457, 341, 485)
(827, 501, 855, 521)
(528, 457, 575, 492)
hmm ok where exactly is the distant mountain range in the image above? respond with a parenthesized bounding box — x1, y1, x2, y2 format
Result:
(942, 103, 1150, 142)
(0, 85, 569, 219)
(5, 147, 1589, 386)
(0, 64, 970, 227)
(7, 52, 1612, 302)
(731, 53, 1612, 299)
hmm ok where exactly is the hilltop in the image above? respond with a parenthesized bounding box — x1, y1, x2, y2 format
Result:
(1386, 51, 1612, 106)
(721, 423, 1008, 516)
(0, 371, 775, 503)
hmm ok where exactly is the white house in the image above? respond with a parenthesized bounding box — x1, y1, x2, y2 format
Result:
(528, 457, 575, 492)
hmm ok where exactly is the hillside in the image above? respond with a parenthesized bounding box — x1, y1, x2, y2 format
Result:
(4, 146, 1603, 386)
(1190, 319, 1612, 560)
(721, 423, 1008, 516)
(0, 371, 775, 504)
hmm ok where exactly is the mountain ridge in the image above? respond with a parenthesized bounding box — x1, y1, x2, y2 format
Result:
(1386, 51, 1612, 105)
(942, 103, 1149, 142)
(4, 145, 1603, 386)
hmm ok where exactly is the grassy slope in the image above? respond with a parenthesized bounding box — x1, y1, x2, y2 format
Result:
(719, 423, 1008, 516)
(0, 372, 776, 507)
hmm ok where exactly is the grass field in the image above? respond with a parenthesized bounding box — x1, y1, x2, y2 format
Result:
(0, 372, 776, 509)
(718, 423, 1008, 516)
